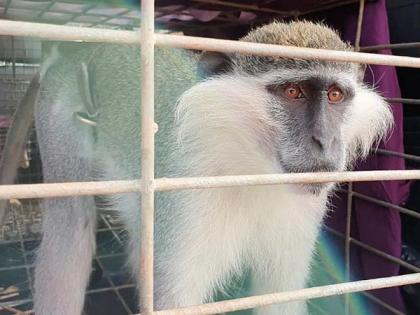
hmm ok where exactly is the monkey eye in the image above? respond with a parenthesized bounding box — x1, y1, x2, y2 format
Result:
(284, 84, 304, 99)
(327, 85, 344, 103)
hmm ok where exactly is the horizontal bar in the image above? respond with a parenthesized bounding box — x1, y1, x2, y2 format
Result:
(386, 97, 420, 105)
(2, 20, 420, 69)
(307, 301, 329, 315)
(150, 273, 420, 315)
(325, 227, 420, 273)
(155, 170, 420, 191)
(0, 20, 140, 44)
(155, 34, 420, 69)
(361, 42, 420, 52)
(354, 191, 420, 220)
(0, 180, 141, 199)
(312, 263, 404, 315)
(191, 0, 293, 15)
(376, 148, 420, 163)
(301, 0, 361, 15)
(362, 291, 405, 315)
(1, 170, 420, 199)
(337, 188, 420, 220)
(348, 240, 420, 274)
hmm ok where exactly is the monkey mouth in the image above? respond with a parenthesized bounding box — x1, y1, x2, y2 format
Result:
(302, 183, 329, 195)
(277, 157, 337, 195)
(279, 157, 338, 174)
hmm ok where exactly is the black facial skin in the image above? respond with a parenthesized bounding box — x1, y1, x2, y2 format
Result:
(267, 74, 356, 194)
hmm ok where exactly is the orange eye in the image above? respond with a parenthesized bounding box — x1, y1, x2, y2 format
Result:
(327, 85, 344, 103)
(284, 84, 303, 99)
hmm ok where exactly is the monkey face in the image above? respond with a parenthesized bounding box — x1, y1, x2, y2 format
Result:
(177, 66, 391, 195)
(194, 21, 391, 195)
(265, 70, 358, 193)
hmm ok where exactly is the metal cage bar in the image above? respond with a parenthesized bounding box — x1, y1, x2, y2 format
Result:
(361, 42, 420, 52)
(325, 226, 420, 273)
(2, 20, 420, 68)
(362, 292, 405, 315)
(312, 261, 405, 315)
(148, 274, 420, 315)
(344, 181, 354, 314)
(344, 1, 365, 312)
(352, 190, 420, 220)
(386, 97, 420, 105)
(0, 170, 418, 200)
(308, 264, 404, 315)
(139, 0, 155, 313)
(377, 148, 420, 163)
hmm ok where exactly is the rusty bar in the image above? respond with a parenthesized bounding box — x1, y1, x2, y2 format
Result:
(191, 0, 293, 15)
(354, 0, 365, 51)
(337, 187, 420, 220)
(376, 148, 420, 163)
(361, 42, 420, 52)
(363, 292, 405, 315)
(352, 191, 420, 220)
(386, 97, 420, 105)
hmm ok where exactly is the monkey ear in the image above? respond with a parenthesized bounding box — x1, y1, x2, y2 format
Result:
(197, 51, 231, 78)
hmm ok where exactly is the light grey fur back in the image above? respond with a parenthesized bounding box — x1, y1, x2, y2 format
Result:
(39, 43, 198, 179)
(35, 43, 201, 313)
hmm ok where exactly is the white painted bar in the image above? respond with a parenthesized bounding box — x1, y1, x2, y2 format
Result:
(0, 170, 418, 199)
(139, 0, 156, 313)
(151, 273, 420, 315)
(0, 180, 141, 199)
(155, 170, 420, 191)
(1, 20, 420, 68)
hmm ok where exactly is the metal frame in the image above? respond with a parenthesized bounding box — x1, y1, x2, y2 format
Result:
(1, 0, 420, 313)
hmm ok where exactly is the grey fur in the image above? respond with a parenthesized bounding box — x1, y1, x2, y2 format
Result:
(35, 42, 198, 314)
(33, 21, 391, 315)
(232, 21, 355, 75)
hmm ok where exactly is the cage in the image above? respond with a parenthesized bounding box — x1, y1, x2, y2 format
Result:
(0, 0, 419, 314)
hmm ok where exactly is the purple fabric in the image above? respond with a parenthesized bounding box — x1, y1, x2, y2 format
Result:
(318, 0, 410, 313)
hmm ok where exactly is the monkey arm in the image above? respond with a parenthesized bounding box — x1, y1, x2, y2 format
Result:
(0, 72, 40, 227)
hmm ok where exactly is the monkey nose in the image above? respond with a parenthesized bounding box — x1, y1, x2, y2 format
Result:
(311, 135, 331, 151)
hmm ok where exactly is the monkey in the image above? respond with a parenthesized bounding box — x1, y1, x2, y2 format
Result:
(33, 21, 393, 315)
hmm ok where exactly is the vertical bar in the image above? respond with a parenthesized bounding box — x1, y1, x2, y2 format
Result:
(11, 36, 16, 79)
(344, 183, 353, 278)
(139, 0, 155, 314)
(344, 182, 353, 315)
(345, 1, 365, 313)
(354, 0, 365, 51)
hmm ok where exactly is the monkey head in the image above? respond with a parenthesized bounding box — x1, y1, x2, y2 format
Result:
(182, 21, 393, 194)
